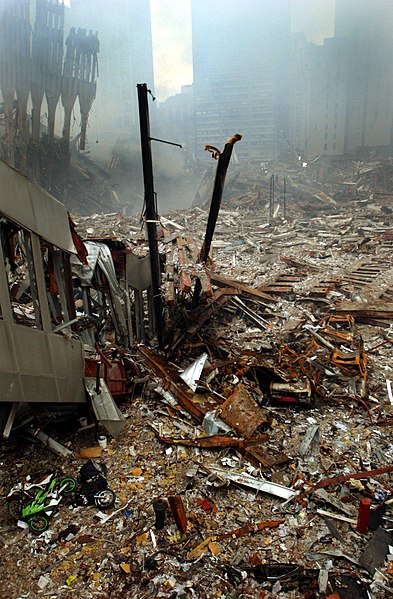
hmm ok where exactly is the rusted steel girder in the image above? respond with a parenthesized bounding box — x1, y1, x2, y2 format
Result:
(168, 496, 188, 533)
(193, 133, 241, 306)
(138, 345, 204, 422)
(156, 434, 269, 451)
(314, 464, 393, 490)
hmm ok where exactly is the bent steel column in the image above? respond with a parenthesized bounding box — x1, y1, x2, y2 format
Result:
(194, 133, 242, 305)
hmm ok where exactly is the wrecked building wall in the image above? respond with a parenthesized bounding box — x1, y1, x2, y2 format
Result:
(0, 162, 86, 408)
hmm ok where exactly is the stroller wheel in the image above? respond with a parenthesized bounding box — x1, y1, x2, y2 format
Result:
(29, 514, 49, 534)
(8, 497, 23, 520)
(94, 489, 116, 510)
(59, 476, 77, 494)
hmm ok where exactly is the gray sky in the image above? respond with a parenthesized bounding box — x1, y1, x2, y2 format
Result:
(292, 0, 335, 44)
(150, 0, 192, 101)
(151, 0, 335, 102)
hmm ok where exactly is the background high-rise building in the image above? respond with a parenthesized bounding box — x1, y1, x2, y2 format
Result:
(186, 0, 393, 165)
(306, 37, 349, 158)
(334, 0, 393, 39)
(305, 0, 393, 160)
(64, 0, 393, 171)
(191, 0, 291, 163)
(287, 33, 312, 159)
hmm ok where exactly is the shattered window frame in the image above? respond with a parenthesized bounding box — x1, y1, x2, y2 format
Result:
(0, 214, 75, 332)
(0, 218, 41, 329)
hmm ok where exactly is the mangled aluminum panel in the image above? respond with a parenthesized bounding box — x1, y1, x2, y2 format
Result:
(71, 240, 128, 343)
(180, 353, 208, 392)
(71, 241, 123, 297)
(0, 161, 75, 252)
(207, 465, 296, 500)
(126, 253, 152, 291)
(0, 321, 85, 404)
(85, 377, 125, 437)
(71, 241, 101, 284)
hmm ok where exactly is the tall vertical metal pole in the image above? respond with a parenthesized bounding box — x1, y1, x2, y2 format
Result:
(272, 175, 275, 212)
(283, 177, 287, 218)
(269, 175, 273, 221)
(137, 83, 163, 347)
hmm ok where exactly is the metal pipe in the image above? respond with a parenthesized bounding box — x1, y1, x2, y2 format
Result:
(137, 83, 163, 347)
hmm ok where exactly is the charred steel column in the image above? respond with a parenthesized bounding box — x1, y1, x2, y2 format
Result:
(194, 133, 242, 305)
(137, 83, 163, 347)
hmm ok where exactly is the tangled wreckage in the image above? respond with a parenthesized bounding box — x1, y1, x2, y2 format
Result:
(1, 131, 393, 597)
(0, 1, 391, 596)
(0, 159, 126, 444)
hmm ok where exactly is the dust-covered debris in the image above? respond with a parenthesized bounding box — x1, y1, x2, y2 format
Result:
(2, 158, 393, 598)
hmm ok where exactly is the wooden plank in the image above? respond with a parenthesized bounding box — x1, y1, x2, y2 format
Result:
(207, 269, 275, 304)
(335, 301, 393, 319)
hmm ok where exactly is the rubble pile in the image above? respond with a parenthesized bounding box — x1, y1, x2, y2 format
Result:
(1, 170, 393, 598)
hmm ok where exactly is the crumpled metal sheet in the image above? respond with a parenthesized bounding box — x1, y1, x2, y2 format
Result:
(207, 465, 296, 500)
(219, 384, 268, 438)
(71, 241, 100, 285)
(180, 352, 209, 391)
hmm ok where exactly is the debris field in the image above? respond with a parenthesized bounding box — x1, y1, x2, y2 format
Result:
(1, 163, 393, 599)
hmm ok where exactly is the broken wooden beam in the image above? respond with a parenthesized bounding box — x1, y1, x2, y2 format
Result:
(206, 269, 275, 305)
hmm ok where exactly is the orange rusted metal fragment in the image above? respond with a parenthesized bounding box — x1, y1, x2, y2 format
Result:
(216, 519, 284, 540)
(335, 301, 393, 319)
(138, 345, 205, 423)
(220, 384, 268, 438)
(180, 270, 192, 294)
(199, 270, 213, 297)
(177, 243, 192, 294)
(157, 434, 268, 451)
(314, 464, 393, 489)
(168, 495, 188, 533)
(245, 446, 289, 469)
(206, 269, 275, 304)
